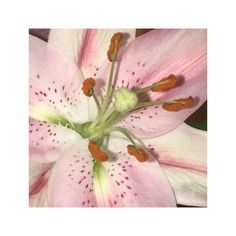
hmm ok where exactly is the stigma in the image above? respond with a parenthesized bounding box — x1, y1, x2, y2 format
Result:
(114, 88, 138, 113)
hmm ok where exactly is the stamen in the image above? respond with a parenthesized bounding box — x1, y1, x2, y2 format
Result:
(127, 145, 149, 162)
(133, 74, 177, 95)
(88, 141, 108, 162)
(101, 33, 124, 115)
(125, 97, 194, 113)
(107, 32, 124, 62)
(82, 78, 95, 96)
(151, 74, 177, 92)
(162, 96, 193, 111)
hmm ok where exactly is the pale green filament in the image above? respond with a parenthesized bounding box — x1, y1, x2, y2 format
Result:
(88, 89, 102, 130)
(132, 85, 153, 94)
(126, 100, 178, 113)
(104, 126, 137, 147)
(101, 59, 116, 115)
(133, 79, 174, 95)
(91, 89, 101, 115)
(100, 40, 119, 115)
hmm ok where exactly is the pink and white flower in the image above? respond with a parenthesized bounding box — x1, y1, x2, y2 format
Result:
(29, 29, 207, 207)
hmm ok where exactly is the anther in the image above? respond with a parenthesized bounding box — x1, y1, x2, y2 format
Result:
(107, 32, 124, 62)
(127, 145, 149, 162)
(82, 78, 95, 96)
(162, 96, 193, 111)
(151, 74, 177, 92)
(88, 141, 108, 162)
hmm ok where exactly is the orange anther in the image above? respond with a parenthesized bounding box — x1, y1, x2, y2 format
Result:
(162, 96, 194, 111)
(88, 141, 108, 162)
(82, 78, 95, 96)
(151, 74, 177, 92)
(127, 145, 149, 162)
(107, 32, 124, 62)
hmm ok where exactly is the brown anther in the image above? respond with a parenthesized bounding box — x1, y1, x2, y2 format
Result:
(127, 145, 149, 162)
(82, 78, 95, 96)
(88, 141, 108, 162)
(107, 32, 124, 61)
(151, 74, 177, 92)
(162, 96, 194, 111)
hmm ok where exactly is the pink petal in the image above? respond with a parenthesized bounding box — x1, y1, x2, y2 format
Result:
(143, 123, 207, 206)
(161, 165, 207, 206)
(112, 29, 206, 138)
(29, 159, 50, 194)
(29, 118, 81, 204)
(100, 139, 176, 207)
(29, 118, 81, 163)
(29, 35, 90, 123)
(47, 138, 176, 207)
(47, 143, 97, 207)
(49, 29, 136, 78)
(120, 67, 207, 138)
(29, 176, 48, 207)
(143, 122, 207, 172)
(29, 157, 52, 207)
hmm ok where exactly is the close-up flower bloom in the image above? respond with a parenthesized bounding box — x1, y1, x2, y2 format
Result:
(29, 29, 207, 207)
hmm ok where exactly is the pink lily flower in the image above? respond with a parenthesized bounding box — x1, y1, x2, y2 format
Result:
(29, 29, 207, 207)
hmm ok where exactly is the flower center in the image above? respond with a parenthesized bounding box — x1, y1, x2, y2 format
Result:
(72, 32, 194, 162)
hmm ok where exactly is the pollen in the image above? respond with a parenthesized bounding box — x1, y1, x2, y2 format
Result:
(88, 141, 108, 162)
(127, 145, 149, 162)
(151, 74, 177, 92)
(162, 96, 193, 111)
(82, 78, 95, 96)
(107, 32, 124, 62)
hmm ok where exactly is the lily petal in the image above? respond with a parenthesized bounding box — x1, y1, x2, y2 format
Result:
(29, 173, 48, 207)
(47, 141, 97, 207)
(29, 118, 81, 163)
(29, 35, 91, 123)
(29, 159, 50, 194)
(112, 29, 207, 138)
(49, 29, 136, 78)
(29, 118, 81, 204)
(143, 123, 207, 172)
(142, 123, 207, 206)
(161, 165, 207, 206)
(47, 138, 176, 207)
(29, 156, 52, 207)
